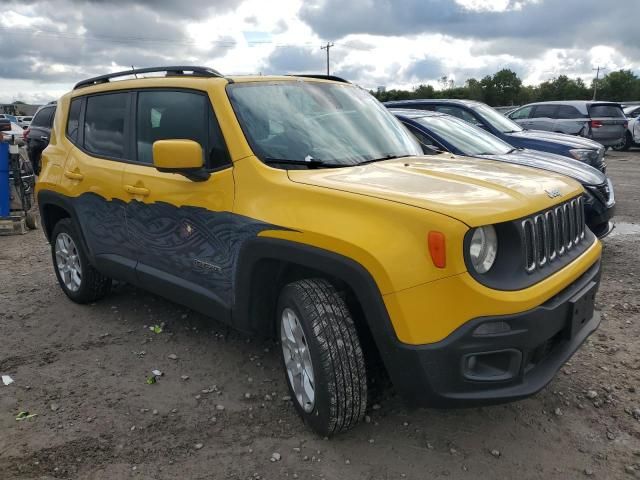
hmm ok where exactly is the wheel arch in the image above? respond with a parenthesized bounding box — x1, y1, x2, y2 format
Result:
(233, 237, 399, 378)
(38, 191, 94, 262)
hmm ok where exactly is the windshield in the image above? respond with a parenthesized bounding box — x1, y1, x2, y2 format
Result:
(414, 115, 513, 156)
(473, 104, 523, 133)
(227, 81, 422, 166)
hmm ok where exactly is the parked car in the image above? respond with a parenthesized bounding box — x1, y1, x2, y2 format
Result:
(17, 116, 33, 128)
(613, 105, 640, 151)
(384, 99, 607, 172)
(38, 66, 602, 435)
(0, 121, 27, 144)
(26, 103, 56, 174)
(506, 101, 627, 147)
(391, 109, 615, 237)
(0, 113, 18, 123)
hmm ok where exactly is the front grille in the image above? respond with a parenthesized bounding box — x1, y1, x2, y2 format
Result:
(591, 182, 611, 204)
(522, 197, 586, 273)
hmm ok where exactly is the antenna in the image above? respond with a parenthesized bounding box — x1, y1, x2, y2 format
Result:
(132, 66, 138, 79)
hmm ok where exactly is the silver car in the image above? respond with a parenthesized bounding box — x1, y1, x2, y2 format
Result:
(507, 101, 627, 147)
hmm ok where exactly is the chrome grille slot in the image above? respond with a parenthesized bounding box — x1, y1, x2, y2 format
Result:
(521, 197, 586, 273)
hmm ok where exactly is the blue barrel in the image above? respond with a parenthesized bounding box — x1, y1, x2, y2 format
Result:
(0, 142, 9, 217)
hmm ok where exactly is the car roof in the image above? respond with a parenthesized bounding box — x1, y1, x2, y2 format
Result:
(388, 108, 445, 119)
(385, 99, 484, 108)
(522, 100, 621, 107)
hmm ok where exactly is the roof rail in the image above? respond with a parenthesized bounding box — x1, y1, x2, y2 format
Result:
(288, 74, 350, 84)
(73, 66, 224, 90)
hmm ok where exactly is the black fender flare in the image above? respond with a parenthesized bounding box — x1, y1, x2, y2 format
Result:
(232, 236, 413, 387)
(37, 190, 96, 262)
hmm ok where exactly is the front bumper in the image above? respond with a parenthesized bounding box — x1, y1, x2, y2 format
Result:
(386, 259, 601, 408)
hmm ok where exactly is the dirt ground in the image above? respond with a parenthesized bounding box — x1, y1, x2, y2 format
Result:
(1, 150, 639, 480)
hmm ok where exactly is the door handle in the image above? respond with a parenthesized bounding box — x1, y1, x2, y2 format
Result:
(40, 136, 49, 142)
(124, 184, 150, 196)
(64, 170, 84, 181)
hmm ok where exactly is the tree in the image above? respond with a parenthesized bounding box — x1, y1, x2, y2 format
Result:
(491, 69, 522, 106)
(596, 70, 640, 101)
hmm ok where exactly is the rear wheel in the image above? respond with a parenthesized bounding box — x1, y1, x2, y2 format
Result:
(612, 132, 632, 152)
(51, 218, 111, 303)
(278, 278, 367, 436)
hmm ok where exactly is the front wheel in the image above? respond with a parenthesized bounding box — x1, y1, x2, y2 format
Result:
(278, 278, 367, 436)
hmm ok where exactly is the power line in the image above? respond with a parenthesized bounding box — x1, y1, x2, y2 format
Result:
(320, 42, 334, 75)
(592, 66, 606, 100)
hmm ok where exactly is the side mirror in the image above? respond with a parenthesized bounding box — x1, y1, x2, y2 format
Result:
(152, 139, 210, 181)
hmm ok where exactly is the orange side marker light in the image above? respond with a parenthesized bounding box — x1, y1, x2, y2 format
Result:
(428, 231, 446, 268)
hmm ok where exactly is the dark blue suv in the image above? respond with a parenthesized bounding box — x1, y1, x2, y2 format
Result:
(384, 99, 607, 172)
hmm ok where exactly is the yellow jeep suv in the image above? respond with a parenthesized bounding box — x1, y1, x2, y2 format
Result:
(37, 66, 602, 435)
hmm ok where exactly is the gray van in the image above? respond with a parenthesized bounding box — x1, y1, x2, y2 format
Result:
(508, 101, 627, 147)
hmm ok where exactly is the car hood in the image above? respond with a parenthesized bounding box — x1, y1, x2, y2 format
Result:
(476, 149, 606, 186)
(287, 154, 584, 227)
(509, 129, 603, 149)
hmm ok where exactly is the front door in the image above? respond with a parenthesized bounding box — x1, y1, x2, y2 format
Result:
(121, 89, 236, 318)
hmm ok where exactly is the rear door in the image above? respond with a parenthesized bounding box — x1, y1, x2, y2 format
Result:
(588, 103, 627, 146)
(60, 92, 133, 280)
(554, 105, 588, 135)
(122, 88, 235, 318)
(28, 105, 56, 170)
(529, 104, 558, 132)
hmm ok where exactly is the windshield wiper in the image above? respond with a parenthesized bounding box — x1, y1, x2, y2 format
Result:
(356, 154, 413, 166)
(263, 157, 350, 169)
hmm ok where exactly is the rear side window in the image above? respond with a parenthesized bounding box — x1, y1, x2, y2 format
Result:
(84, 93, 128, 159)
(136, 90, 230, 168)
(32, 107, 55, 128)
(66, 98, 82, 144)
(590, 104, 624, 118)
(556, 105, 583, 119)
(532, 105, 558, 118)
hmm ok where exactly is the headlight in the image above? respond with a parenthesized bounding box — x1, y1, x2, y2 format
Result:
(469, 226, 498, 274)
(569, 149, 596, 162)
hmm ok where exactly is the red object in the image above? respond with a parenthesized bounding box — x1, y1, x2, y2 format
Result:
(590, 120, 603, 129)
(23, 127, 30, 140)
(428, 231, 446, 268)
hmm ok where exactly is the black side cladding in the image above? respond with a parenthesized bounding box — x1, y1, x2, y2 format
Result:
(64, 192, 288, 307)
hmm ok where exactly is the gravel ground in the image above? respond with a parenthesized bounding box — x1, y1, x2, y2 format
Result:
(1, 150, 639, 480)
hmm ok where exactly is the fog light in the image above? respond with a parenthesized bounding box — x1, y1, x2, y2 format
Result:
(473, 321, 511, 336)
(462, 349, 521, 381)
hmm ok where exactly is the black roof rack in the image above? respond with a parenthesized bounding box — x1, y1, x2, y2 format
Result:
(288, 74, 350, 84)
(73, 66, 224, 90)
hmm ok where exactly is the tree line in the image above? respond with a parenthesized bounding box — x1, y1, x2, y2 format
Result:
(372, 69, 640, 106)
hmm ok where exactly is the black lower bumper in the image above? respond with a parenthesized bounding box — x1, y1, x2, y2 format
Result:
(386, 260, 601, 408)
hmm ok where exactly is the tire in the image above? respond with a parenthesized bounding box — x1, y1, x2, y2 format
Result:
(51, 218, 111, 304)
(278, 278, 368, 436)
(25, 211, 38, 230)
(612, 132, 632, 152)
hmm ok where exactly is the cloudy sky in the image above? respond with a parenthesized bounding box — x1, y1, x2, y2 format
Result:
(1, 0, 639, 104)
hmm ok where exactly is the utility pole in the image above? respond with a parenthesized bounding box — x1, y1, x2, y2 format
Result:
(592, 66, 606, 100)
(321, 42, 334, 75)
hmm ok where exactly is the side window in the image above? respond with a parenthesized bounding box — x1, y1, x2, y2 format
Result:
(510, 106, 533, 120)
(404, 123, 436, 147)
(66, 99, 82, 144)
(532, 105, 558, 118)
(434, 106, 479, 125)
(84, 93, 128, 159)
(556, 105, 583, 119)
(136, 90, 231, 169)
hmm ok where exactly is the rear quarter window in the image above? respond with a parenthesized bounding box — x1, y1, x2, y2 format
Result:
(32, 107, 55, 128)
(590, 105, 624, 118)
